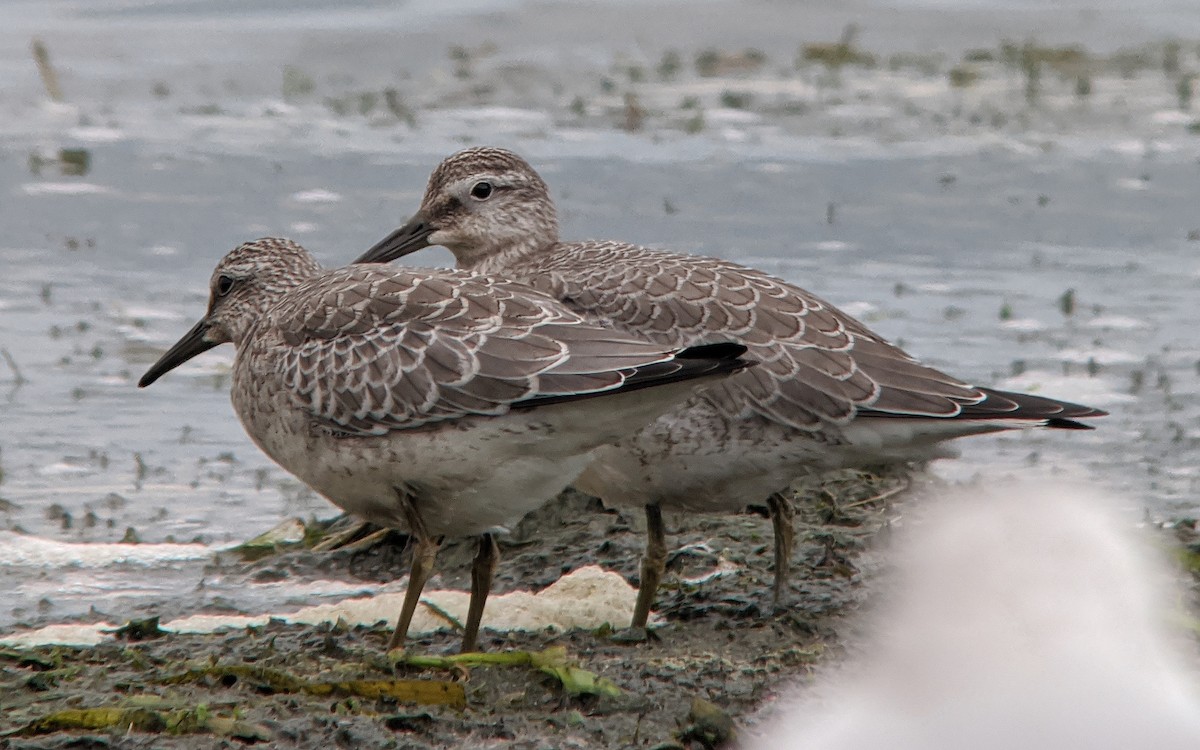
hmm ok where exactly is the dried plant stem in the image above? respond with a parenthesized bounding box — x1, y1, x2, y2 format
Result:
(32, 38, 64, 102)
(1, 348, 27, 385)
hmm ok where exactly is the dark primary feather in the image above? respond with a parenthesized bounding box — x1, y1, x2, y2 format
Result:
(859, 387, 1106, 428)
(512, 343, 751, 410)
(953, 387, 1106, 428)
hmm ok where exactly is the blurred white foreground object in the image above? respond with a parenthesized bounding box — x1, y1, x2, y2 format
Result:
(751, 481, 1200, 750)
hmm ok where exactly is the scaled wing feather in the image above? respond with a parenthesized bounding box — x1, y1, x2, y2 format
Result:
(269, 265, 686, 435)
(519, 242, 991, 430)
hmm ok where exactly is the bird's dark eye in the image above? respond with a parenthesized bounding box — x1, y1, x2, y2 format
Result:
(215, 275, 235, 297)
(469, 181, 493, 200)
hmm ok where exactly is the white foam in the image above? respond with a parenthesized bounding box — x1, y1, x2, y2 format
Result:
(1109, 139, 1152, 157)
(38, 101, 80, 118)
(280, 565, 634, 634)
(2, 624, 108, 648)
(20, 182, 113, 196)
(290, 188, 342, 204)
(0, 565, 636, 648)
(432, 107, 553, 130)
(805, 240, 856, 253)
(118, 304, 186, 321)
(1115, 177, 1151, 191)
(998, 317, 1046, 332)
(1151, 110, 1193, 125)
(0, 531, 211, 568)
(1084, 314, 1150, 331)
(1057, 346, 1143, 366)
(66, 126, 126, 143)
(36, 462, 91, 477)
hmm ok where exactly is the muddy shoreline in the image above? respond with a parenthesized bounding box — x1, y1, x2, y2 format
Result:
(4, 472, 1198, 748)
(1, 470, 910, 748)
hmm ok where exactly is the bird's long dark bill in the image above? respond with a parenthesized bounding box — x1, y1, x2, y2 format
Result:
(138, 318, 218, 388)
(354, 213, 434, 264)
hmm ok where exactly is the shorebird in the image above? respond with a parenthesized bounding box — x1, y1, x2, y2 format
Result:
(356, 147, 1108, 630)
(138, 237, 751, 651)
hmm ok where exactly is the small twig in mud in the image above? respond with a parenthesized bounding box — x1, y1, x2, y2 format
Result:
(310, 519, 378, 551)
(1, 348, 28, 386)
(31, 38, 64, 102)
(622, 93, 644, 132)
(840, 476, 912, 509)
(335, 527, 392, 553)
(133, 451, 148, 490)
(419, 598, 464, 632)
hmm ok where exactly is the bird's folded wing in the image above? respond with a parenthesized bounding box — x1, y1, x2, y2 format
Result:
(525, 242, 987, 431)
(269, 266, 683, 435)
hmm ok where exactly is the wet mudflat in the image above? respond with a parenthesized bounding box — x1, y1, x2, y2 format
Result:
(1, 472, 906, 749)
(2, 0, 1200, 745)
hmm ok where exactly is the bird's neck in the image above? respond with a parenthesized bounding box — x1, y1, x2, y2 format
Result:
(457, 236, 551, 276)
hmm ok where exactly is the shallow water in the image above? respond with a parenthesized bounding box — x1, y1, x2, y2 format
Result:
(1, 0, 1198, 632)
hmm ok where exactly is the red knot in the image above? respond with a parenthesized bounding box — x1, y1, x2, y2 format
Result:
(138, 237, 751, 651)
(355, 147, 1107, 630)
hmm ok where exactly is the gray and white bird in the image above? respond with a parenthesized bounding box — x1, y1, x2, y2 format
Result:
(138, 237, 751, 651)
(356, 147, 1107, 629)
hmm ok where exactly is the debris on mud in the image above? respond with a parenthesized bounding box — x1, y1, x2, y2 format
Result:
(0, 467, 912, 749)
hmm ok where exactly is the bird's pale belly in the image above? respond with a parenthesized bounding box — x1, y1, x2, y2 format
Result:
(234, 390, 596, 537)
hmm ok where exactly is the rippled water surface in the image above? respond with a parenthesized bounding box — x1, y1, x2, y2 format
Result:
(1, 0, 1198, 633)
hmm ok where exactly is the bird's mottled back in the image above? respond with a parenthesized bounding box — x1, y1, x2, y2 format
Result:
(264, 263, 692, 435)
(509, 239, 989, 429)
(360, 147, 1106, 432)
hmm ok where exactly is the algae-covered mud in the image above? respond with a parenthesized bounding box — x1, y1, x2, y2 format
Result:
(1, 0, 1200, 746)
